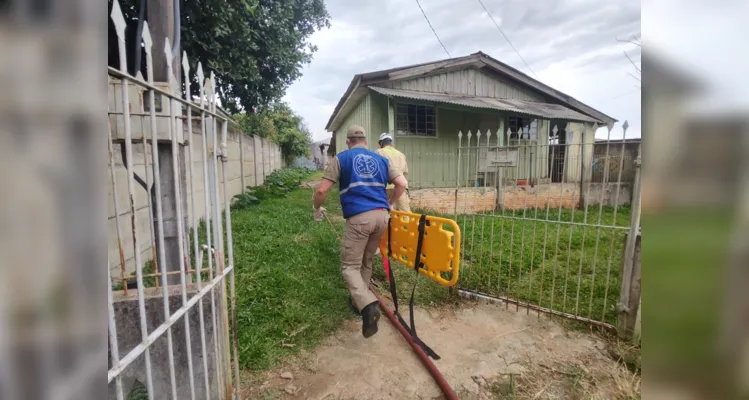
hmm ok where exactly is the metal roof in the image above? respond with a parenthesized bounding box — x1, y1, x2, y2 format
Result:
(369, 87, 601, 123)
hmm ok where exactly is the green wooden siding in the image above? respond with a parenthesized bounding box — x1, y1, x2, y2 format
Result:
(330, 67, 599, 188)
(381, 68, 545, 101)
(334, 93, 371, 154)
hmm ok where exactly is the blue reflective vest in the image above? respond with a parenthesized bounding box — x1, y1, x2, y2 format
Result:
(337, 147, 391, 219)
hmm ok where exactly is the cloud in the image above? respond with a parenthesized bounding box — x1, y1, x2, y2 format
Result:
(285, 0, 642, 141)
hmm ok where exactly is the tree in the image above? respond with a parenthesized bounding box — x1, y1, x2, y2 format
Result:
(618, 35, 641, 87)
(181, 0, 330, 113)
(109, 0, 330, 113)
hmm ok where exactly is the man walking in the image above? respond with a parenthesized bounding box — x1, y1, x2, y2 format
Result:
(313, 125, 408, 338)
(376, 133, 412, 212)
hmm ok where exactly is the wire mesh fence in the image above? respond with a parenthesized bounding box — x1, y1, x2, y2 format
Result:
(451, 122, 640, 329)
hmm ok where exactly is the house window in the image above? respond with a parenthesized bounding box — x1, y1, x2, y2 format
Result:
(508, 117, 537, 140)
(396, 103, 437, 137)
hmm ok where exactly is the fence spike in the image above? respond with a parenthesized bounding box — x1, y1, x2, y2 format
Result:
(486, 128, 492, 141)
(552, 124, 558, 136)
(209, 71, 216, 103)
(182, 51, 190, 77)
(197, 62, 205, 93)
(506, 128, 512, 139)
(622, 120, 629, 133)
(164, 37, 173, 70)
(141, 21, 152, 54)
(110, 0, 126, 42)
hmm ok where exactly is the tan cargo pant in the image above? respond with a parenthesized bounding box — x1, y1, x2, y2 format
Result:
(386, 188, 412, 213)
(341, 208, 389, 310)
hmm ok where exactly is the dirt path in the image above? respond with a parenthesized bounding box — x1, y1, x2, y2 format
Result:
(241, 300, 639, 399)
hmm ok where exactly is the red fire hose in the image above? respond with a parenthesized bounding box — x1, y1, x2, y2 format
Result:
(371, 253, 459, 400)
(323, 214, 458, 400)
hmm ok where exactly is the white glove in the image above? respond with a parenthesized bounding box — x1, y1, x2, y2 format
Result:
(314, 206, 326, 222)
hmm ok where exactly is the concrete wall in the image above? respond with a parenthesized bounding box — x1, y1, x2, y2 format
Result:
(409, 182, 631, 214)
(107, 119, 283, 278)
(108, 285, 218, 400)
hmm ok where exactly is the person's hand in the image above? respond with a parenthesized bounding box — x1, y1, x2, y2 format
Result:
(389, 203, 395, 211)
(314, 206, 326, 222)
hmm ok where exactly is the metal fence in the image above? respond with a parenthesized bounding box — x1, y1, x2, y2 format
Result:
(108, 1, 239, 398)
(453, 122, 642, 332)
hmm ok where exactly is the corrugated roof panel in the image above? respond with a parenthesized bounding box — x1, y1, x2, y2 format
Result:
(368, 86, 600, 123)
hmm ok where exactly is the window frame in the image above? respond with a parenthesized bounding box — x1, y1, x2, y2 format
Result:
(394, 101, 439, 138)
(506, 116, 538, 141)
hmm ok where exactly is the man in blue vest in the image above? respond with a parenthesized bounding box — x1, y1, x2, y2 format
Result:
(313, 125, 408, 338)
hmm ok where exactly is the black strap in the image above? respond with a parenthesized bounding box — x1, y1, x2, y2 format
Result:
(385, 214, 440, 360)
(387, 217, 393, 258)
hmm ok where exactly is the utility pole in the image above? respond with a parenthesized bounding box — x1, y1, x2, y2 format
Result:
(148, 0, 186, 285)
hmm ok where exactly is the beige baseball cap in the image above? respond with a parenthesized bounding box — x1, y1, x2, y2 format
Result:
(346, 125, 366, 138)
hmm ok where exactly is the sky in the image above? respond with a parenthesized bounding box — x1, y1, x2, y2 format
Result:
(284, 0, 749, 143)
(284, 0, 642, 142)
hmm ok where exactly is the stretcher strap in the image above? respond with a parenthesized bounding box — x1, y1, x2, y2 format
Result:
(385, 214, 440, 360)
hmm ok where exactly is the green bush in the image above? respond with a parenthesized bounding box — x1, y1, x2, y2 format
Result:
(231, 167, 313, 210)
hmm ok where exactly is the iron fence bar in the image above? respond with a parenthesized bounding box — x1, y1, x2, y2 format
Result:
(198, 64, 221, 400)
(110, 6, 156, 397)
(548, 126, 571, 318)
(107, 66, 227, 120)
(140, 115, 161, 291)
(108, 119, 128, 295)
(515, 129, 533, 312)
(458, 289, 616, 331)
(619, 134, 642, 325)
(476, 131, 491, 290)
(107, 266, 235, 383)
(209, 73, 232, 399)
(586, 124, 615, 319)
(526, 134, 545, 315)
(486, 129, 500, 291)
(458, 131, 470, 285)
(184, 54, 213, 400)
(469, 131, 481, 287)
(220, 120, 241, 397)
(602, 121, 632, 322)
(205, 75, 226, 400)
(165, 42, 197, 400)
(573, 126, 597, 318)
(456, 211, 629, 230)
(107, 123, 125, 399)
(561, 132, 585, 315)
(146, 33, 179, 400)
(537, 132, 558, 316)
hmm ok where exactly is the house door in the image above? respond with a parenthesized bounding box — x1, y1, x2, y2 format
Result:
(548, 120, 567, 183)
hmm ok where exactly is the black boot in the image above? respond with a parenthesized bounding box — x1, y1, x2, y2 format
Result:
(361, 302, 381, 338)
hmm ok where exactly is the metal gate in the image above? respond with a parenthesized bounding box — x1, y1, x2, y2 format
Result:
(108, 1, 239, 398)
(454, 120, 641, 331)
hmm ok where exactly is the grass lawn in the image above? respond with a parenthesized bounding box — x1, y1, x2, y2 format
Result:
(452, 205, 632, 325)
(229, 177, 448, 371)
(228, 171, 633, 371)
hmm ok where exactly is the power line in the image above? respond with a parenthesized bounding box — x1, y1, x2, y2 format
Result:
(476, 0, 538, 79)
(414, 0, 451, 58)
